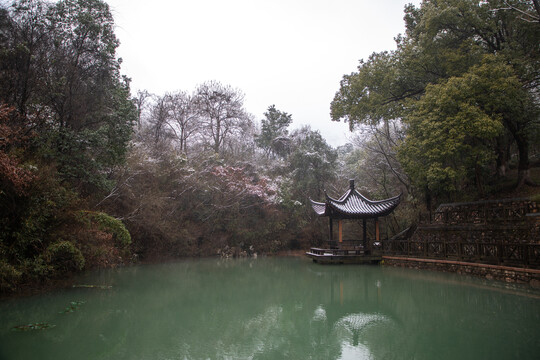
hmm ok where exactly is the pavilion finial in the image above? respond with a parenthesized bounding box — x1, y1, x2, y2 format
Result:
(349, 179, 355, 190)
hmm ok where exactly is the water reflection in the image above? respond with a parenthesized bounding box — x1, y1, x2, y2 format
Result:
(0, 258, 539, 360)
(334, 313, 392, 359)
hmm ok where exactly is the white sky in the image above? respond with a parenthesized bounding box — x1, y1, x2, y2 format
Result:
(106, 0, 420, 147)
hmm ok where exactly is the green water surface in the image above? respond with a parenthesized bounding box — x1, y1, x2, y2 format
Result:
(0, 257, 539, 360)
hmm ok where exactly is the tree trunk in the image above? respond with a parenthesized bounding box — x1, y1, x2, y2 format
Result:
(495, 135, 509, 177)
(213, 120, 221, 153)
(475, 161, 485, 197)
(424, 186, 432, 212)
(515, 134, 536, 187)
(504, 113, 536, 188)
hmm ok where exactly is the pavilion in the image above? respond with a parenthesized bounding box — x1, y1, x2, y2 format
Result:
(306, 179, 401, 264)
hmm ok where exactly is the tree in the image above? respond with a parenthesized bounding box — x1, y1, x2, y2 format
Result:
(0, 105, 35, 199)
(331, 51, 419, 130)
(0, 0, 49, 116)
(399, 57, 516, 198)
(145, 91, 200, 155)
(256, 105, 293, 158)
(43, 0, 121, 129)
(193, 81, 251, 154)
(331, 0, 540, 196)
(133, 89, 151, 129)
(345, 121, 410, 198)
(402, 0, 540, 187)
(148, 93, 173, 145)
(0, 0, 137, 192)
(0, 0, 137, 293)
(287, 126, 338, 200)
(167, 91, 199, 154)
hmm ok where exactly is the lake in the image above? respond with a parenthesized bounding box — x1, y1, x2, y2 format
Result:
(0, 257, 539, 360)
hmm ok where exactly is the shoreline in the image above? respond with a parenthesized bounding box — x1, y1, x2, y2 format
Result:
(1, 251, 304, 299)
(5, 251, 540, 300)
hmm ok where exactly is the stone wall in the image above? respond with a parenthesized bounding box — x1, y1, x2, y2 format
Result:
(382, 256, 540, 287)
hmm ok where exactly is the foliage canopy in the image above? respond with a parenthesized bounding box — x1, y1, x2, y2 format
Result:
(331, 0, 540, 201)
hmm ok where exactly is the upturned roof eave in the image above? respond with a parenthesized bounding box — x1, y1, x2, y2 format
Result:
(311, 181, 402, 218)
(325, 200, 400, 219)
(309, 198, 327, 216)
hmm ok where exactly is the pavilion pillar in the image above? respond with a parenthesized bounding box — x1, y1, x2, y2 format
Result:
(338, 220, 343, 243)
(362, 219, 367, 249)
(329, 218, 334, 242)
(375, 218, 380, 242)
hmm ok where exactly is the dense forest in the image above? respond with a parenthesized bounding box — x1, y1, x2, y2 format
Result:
(0, 0, 539, 294)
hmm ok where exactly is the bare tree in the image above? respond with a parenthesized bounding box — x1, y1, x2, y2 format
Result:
(193, 80, 250, 154)
(347, 120, 410, 196)
(166, 91, 199, 154)
(133, 90, 152, 129)
(149, 94, 173, 144)
(222, 113, 256, 161)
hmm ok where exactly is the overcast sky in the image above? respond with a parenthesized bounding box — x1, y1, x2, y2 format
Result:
(106, 0, 420, 147)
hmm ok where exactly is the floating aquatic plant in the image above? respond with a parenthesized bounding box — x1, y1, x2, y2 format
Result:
(12, 323, 56, 331)
(60, 301, 85, 313)
(72, 284, 112, 289)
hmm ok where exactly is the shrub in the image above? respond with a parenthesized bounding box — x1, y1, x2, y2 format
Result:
(77, 211, 131, 247)
(23, 256, 54, 279)
(0, 260, 22, 292)
(45, 241, 85, 274)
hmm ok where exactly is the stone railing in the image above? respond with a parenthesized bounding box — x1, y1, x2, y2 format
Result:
(383, 198, 540, 268)
(433, 198, 539, 226)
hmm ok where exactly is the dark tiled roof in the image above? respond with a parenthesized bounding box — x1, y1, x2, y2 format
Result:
(310, 181, 401, 219)
(310, 200, 326, 215)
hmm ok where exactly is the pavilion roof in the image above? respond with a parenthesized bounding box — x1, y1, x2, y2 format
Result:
(309, 180, 401, 219)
